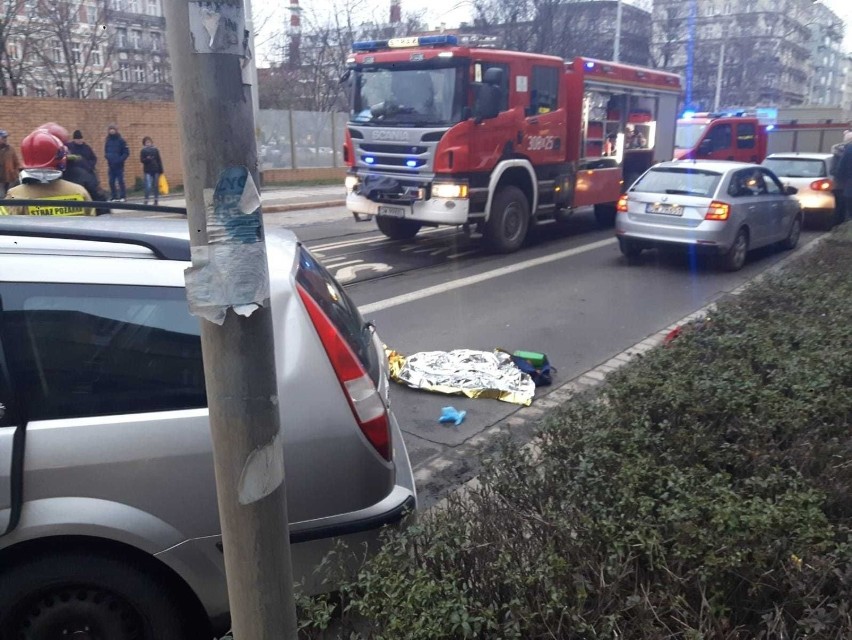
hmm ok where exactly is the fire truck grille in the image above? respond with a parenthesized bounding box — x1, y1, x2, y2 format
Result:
(350, 126, 447, 178)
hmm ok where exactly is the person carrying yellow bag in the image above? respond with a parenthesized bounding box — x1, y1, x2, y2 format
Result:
(140, 136, 164, 205)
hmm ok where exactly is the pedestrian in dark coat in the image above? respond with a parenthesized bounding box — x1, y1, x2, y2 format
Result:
(140, 136, 164, 205)
(67, 130, 98, 173)
(104, 124, 129, 201)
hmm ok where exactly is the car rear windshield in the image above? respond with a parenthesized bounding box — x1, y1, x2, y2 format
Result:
(631, 167, 722, 198)
(762, 158, 827, 178)
(296, 247, 381, 385)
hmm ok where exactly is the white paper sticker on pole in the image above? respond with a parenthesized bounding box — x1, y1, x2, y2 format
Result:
(184, 166, 270, 324)
(189, 1, 246, 55)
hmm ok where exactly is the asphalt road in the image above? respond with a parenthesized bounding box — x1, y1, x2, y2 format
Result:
(263, 205, 823, 505)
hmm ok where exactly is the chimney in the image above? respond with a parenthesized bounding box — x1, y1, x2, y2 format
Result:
(288, 0, 302, 69)
(390, 0, 401, 24)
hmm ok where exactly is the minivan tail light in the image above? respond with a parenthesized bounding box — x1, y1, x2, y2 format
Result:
(810, 178, 833, 191)
(616, 194, 629, 212)
(297, 284, 391, 461)
(705, 200, 730, 220)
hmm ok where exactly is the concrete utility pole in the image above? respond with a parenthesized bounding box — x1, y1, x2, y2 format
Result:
(163, 2, 298, 639)
(714, 40, 726, 111)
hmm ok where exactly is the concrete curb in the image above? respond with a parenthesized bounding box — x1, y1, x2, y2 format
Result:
(262, 198, 346, 214)
(422, 233, 828, 513)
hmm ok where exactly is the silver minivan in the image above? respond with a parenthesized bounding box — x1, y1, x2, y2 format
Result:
(0, 216, 416, 640)
(615, 160, 802, 270)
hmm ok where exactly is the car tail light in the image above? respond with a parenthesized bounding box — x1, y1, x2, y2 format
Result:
(809, 178, 833, 191)
(297, 285, 391, 461)
(616, 194, 629, 213)
(705, 200, 730, 221)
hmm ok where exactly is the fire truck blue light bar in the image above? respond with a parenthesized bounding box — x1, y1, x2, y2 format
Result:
(353, 35, 459, 52)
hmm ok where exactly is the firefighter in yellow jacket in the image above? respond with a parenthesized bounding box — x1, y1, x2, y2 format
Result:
(2, 129, 94, 216)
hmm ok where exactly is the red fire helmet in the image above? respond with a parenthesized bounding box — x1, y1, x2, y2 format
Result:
(21, 129, 68, 171)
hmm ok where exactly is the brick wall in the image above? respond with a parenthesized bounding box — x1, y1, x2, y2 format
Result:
(0, 96, 184, 191)
(0, 97, 347, 193)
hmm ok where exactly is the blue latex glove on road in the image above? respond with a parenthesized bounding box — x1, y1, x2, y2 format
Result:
(439, 406, 466, 426)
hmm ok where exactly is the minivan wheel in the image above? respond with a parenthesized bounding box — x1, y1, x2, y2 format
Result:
(0, 553, 190, 640)
(722, 228, 749, 271)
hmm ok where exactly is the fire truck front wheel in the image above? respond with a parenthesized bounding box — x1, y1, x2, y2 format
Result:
(485, 186, 530, 253)
(376, 216, 422, 240)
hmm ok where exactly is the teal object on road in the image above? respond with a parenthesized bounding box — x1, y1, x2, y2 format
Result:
(439, 406, 467, 426)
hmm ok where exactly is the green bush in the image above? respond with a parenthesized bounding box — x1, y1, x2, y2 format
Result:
(292, 227, 852, 639)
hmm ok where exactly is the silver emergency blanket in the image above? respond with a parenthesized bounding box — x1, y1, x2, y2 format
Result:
(388, 348, 536, 406)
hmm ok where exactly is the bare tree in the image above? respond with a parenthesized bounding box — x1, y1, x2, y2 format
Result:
(26, 0, 116, 98)
(0, 0, 32, 95)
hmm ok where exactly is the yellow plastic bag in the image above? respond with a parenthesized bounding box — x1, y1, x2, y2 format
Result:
(158, 174, 169, 195)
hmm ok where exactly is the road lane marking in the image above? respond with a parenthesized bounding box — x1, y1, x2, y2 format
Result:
(447, 250, 478, 259)
(336, 262, 393, 283)
(359, 237, 617, 314)
(310, 226, 450, 252)
(323, 258, 363, 268)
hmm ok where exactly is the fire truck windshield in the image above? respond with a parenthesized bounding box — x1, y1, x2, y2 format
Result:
(675, 122, 709, 149)
(351, 63, 466, 127)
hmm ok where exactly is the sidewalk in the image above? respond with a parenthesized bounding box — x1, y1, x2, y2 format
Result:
(128, 183, 346, 214)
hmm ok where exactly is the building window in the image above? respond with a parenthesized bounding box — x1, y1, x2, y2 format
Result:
(119, 62, 130, 81)
(94, 83, 106, 99)
(92, 46, 102, 66)
(133, 63, 146, 82)
(56, 83, 67, 97)
(131, 29, 142, 48)
(152, 65, 162, 83)
(72, 42, 81, 63)
(35, 86, 46, 97)
(110, 0, 123, 9)
(147, 0, 159, 16)
(117, 27, 127, 47)
(127, 0, 138, 11)
(15, 86, 25, 97)
(151, 32, 161, 51)
(723, 2, 731, 15)
(8, 41, 20, 60)
(52, 40, 62, 62)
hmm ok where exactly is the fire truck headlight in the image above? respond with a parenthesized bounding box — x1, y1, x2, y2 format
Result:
(432, 183, 469, 199)
(345, 175, 359, 192)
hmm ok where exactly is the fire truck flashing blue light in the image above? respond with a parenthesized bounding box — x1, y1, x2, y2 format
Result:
(406, 160, 418, 167)
(585, 61, 595, 69)
(364, 156, 376, 164)
(766, 124, 775, 131)
(353, 35, 458, 52)
(682, 110, 696, 119)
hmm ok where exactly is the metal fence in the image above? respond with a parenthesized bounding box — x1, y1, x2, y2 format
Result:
(256, 110, 347, 170)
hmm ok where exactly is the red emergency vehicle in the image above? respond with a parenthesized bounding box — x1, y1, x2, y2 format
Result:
(675, 111, 849, 163)
(343, 35, 682, 253)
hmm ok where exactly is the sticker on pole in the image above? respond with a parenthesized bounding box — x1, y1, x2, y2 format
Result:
(184, 166, 270, 325)
(189, 1, 246, 55)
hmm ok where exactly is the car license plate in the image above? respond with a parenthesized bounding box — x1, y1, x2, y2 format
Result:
(647, 202, 683, 216)
(378, 205, 406, 218)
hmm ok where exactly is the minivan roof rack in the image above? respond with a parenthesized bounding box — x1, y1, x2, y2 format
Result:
(0, 221, 191, 261)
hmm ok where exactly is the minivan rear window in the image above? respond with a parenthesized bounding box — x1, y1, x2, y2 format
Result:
(631, 167, 722, 198)
(296, 247, 381, 385)
(762, 158, 827, 178)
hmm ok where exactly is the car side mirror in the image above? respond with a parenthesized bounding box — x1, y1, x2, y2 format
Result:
(784, 185, 798, 196)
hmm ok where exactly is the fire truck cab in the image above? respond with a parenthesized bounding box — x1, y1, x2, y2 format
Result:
(675, 110, 849, 163)
(343, 35, 682, 253)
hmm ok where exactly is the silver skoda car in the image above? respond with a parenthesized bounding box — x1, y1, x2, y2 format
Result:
(615, 160, 802, 270)
(0, 216, 416, 640)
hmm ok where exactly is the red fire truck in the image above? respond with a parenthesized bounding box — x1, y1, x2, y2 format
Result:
(675, 110, 849, 163)
(343, 35, 682, 253)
